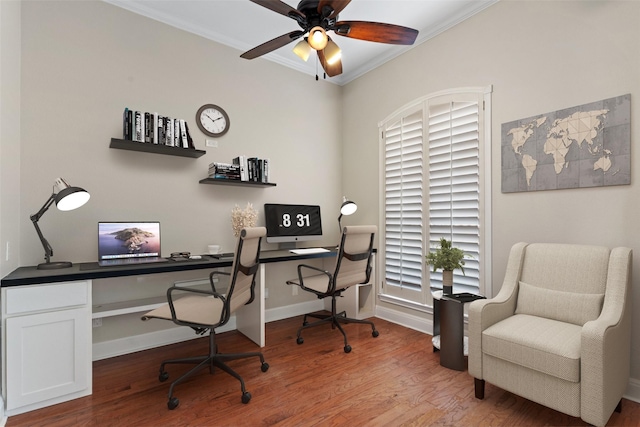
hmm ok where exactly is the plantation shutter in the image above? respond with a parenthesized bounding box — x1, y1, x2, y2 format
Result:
(427, 100, 480, 294)
(383, 109, 424, 293)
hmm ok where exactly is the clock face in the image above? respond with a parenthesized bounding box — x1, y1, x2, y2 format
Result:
(196, 104, 229, 137)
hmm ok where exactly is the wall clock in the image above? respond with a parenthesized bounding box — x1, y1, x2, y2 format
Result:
(196, 104, 230, 137)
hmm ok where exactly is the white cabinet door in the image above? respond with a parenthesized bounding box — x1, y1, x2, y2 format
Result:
(6, 307, 91, 410)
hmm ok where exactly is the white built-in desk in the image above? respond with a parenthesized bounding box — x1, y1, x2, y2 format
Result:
(1, 249, 354, 416)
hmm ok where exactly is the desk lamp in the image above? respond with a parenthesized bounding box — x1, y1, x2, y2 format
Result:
(30, 177, 90, 270)
(338, 197, 357, 232)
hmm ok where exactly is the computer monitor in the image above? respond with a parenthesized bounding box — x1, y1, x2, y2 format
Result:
(264, 204, 322, 248)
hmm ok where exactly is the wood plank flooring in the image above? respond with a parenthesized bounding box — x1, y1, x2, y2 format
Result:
(7, 315, 640, 426)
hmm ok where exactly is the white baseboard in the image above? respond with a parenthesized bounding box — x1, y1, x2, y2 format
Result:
(374, 304, 433, 335)
(92, 300, 324, 361)
(624, 377, 640, 404)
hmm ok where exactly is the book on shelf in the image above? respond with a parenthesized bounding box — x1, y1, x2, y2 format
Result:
(232, 156, 248, 181)
(121, 108, 196, 149)
(246, 157, 270, 183)
(208, 162, 240, 180)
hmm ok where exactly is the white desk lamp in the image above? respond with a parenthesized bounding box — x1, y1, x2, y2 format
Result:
(338, 197, 357, 232)
(30, 177, 90, 270)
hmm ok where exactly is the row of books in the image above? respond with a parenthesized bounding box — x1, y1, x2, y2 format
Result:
(208, 156, 270, 182)
(122, 108, 195, 149)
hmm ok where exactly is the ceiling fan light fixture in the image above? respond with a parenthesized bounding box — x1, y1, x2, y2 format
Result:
(324, 38, 342, 65)
(293, 39, 312, 61)
(308, 26, 328, 50)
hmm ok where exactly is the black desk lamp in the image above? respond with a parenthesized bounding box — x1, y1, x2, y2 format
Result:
(30, 177, 90, 270)
(338, 197, 357, 232)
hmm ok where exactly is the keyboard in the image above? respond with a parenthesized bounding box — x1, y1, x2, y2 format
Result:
(289, 247, 330, 255)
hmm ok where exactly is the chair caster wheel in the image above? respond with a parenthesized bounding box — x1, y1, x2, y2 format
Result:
(242, 391, 252, 404)
(261, 362, 269, 372)
(297, 337, 304, 345)
(344, 345, 352, 353)
(159, 372, 169, 382)
(168, 397, 179, 410)
(372, 330, 379, 338)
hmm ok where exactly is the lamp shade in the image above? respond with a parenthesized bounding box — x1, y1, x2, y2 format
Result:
(324, 38, 342, 66)
(308, 26, 328, 50)
(340, 199, 357, 216)
(55, 186, 90, 211)
(293, 39, 312, 61)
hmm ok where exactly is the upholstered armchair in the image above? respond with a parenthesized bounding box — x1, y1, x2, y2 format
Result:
(468, 242, 632, 426)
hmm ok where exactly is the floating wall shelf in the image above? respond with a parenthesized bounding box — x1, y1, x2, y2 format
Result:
(110, 138, 206, 158)
(199, 178, 276, 187)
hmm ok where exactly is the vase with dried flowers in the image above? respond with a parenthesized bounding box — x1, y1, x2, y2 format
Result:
(231, 202, 258, 237)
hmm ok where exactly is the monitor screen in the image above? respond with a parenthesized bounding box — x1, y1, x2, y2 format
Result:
(264, 204, 322, 245)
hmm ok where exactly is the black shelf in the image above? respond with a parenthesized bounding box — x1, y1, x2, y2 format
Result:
(199, 178, 276, 187)
(110, 138, 206, 158)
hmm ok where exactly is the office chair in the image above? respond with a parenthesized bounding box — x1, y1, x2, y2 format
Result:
(142, 227, 269, 410)
(287, 225, 378, 353)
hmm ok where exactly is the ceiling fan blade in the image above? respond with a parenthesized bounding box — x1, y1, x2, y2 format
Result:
(334, 21, 419, 45)
(317, 0, 351, 19)
(249, 0, 305, 19)
(318, 49, 343, 77)
(240, 30, 305, 59)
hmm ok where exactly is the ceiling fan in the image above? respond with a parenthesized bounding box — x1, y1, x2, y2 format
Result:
(240, 0, 419, 78)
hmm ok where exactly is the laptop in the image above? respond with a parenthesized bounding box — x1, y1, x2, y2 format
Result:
(98, 221, 168, 267)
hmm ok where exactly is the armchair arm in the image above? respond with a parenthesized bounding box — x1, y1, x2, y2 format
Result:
(580, 247, 632, 426)
(468, 242, 528, 379)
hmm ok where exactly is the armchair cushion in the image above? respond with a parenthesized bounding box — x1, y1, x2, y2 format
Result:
(515, 281, 604, 326)
(482, 314, 582, 382)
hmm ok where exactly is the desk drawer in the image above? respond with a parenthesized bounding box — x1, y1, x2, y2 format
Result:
(5, 281, 90, 315)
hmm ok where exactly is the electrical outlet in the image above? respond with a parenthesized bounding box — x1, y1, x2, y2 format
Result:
(292, 286, 298, 296)
(92, 318, 102, 328)
(265, 288, 269, 299)
(205, 139, 218, 148)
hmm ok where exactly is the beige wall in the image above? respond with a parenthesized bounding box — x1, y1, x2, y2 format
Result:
(342, 0, 640, 383)
(18, 0, 343, 269)
(0, 0, 21, 276)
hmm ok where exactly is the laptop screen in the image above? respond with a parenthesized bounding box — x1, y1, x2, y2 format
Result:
(98, 222, 161, 261)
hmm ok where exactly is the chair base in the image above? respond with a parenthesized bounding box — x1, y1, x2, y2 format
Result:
(159, 330, 268, 409)
(296, 296, 379, 353)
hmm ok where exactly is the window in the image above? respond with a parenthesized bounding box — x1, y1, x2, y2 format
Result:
(379, 87, 492, 307)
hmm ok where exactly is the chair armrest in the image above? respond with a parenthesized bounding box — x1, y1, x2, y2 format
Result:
(210, 270, 230, 293)
(580, 247, 632, 426)
(292, 264, 332, 294)
(468, 242, 527, 379)
(166, 284, 226, 323)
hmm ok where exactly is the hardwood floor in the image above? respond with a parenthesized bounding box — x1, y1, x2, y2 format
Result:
(7, 315, 640, 426)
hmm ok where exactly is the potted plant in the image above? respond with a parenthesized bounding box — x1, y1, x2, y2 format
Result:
(425, 238, 467, 295)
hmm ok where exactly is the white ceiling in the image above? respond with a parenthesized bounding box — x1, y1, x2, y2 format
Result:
(105, 0, 497, 86)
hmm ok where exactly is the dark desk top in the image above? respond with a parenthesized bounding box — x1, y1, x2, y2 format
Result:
(1, 248, 338, 287)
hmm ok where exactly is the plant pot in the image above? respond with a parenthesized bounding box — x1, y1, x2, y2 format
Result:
(442, 270, 453, 295)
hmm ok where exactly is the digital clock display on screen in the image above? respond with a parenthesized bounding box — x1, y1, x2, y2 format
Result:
(264, 204, 322, 241)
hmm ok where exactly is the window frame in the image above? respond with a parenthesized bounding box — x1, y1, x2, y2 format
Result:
(377, 86, 493, 309)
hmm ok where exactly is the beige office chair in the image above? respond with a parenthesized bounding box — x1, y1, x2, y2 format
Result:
(142, 227, 269, 410)
(469, 242, 632, 426)
(287, 225, 378, 353)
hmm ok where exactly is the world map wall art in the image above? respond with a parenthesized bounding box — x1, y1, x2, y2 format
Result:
(501, 94, 630, 193)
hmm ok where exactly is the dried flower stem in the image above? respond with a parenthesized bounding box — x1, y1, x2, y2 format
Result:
(231, 203, 258, 237)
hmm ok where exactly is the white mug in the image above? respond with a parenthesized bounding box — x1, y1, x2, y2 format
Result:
(208, 245, 221, 254)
